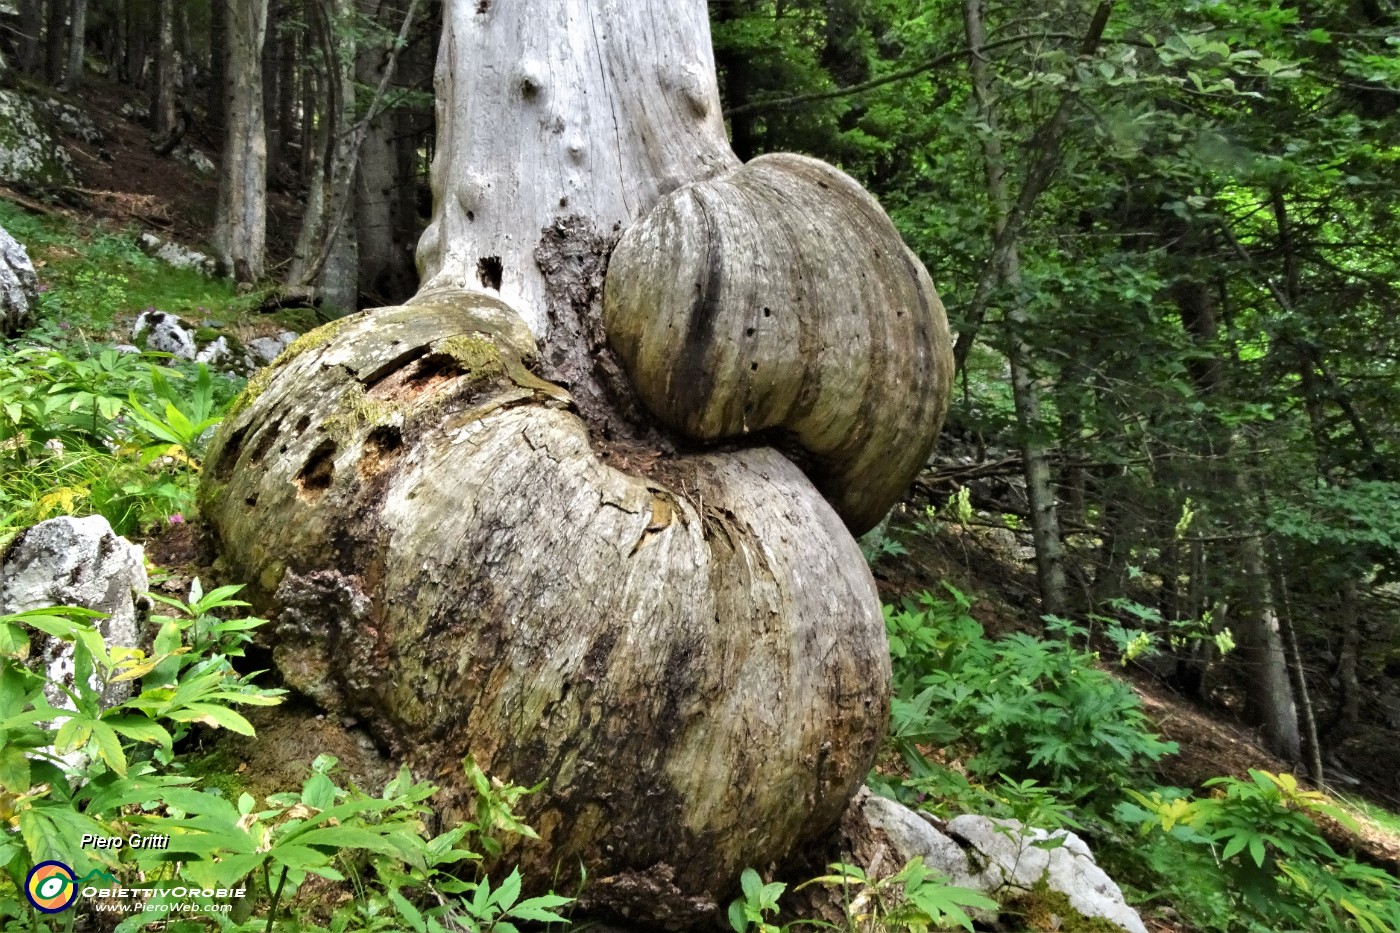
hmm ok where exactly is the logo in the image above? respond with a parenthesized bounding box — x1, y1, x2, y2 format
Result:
(25, 861, 78, 913)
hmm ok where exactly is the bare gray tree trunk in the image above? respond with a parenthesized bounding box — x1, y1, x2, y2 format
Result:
(62, 0, 87, 90)
(150, 0, 177, 139)
(214, 0, 269, 283)
(1235, 506, 1301, 761)
(963, 0, 1069, 617)
(202, 0, 952, 918)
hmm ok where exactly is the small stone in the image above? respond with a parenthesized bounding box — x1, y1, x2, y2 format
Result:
(136, 233, 218, 276)
(171, 143, 216, 175)
(247, 330, 298, 366)
(133, 309, 198, 359)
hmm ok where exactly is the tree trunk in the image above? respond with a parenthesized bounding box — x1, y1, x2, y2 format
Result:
(112, 0, 128, 83)
(214, 0, 269, 283)
(356, 0, 418, 305)
(1235, 511, 1302, 761)
(46, 0, 67, 85)
(209, 0, 228, 138)
(201, 0, 952, 919)
(262, 0, 282, 180)
(19, 0, 43, 75)
(150, 0, 177, 140)
(63, 0, 87, 90)
(963, 0, 1068, 617)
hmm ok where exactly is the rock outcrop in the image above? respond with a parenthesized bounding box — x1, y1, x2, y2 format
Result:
(0, 89, 76, 185)
(0, 223, 38, 335)
(846, 790, 1149, 933)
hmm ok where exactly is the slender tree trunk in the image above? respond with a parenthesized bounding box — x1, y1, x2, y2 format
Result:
(209, 0, 228, 139)
(215, 0, 269, 283)
(1235, 510, 1302, 760)
(1270, 551, 1323, 783)
(151, 0, 178, 139)
(112, 0, 128, 82)
(62, 0, 87, 90)
(19, 0, 43, 75)
(963, 0, 1069, 617)
(1328, 580, 1362, 748)
(46, 0, 68, 85)
(126, 1, 146, 89)
(277, 5, 299, 172)
(263, 0, 283, 180)
(355, 0, 418, 305)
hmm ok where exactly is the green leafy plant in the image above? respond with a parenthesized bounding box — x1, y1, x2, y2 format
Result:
(728, 867, 788, 933)
(798, 859, 998, 933)
(1117, 771, 1400, 932)
(124, 364, 224, 468)
(884, 588, 1177, 806)
(0, 598, 283, 931)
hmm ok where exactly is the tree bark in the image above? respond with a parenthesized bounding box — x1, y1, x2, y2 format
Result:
(214, 0, 269, 283)
(19, 0, 43, 75)
(209, 0, 228, 139)
(202, 0, 952, 918)
(356, 0, 420, 305)
(963, 0, 1069, 617)
(150, 0, 178, 141)
(63, 0, 88, 90)
(46, 0, 68, 85)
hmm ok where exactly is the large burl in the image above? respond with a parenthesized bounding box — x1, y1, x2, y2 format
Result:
(605, 154, 951, 534)
(200, 0, 951, 925)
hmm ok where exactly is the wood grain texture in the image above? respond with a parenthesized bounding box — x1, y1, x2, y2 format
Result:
(602, 154, 954, 534)
(415, 0, 739, 335)
(201, 294, 889, 922)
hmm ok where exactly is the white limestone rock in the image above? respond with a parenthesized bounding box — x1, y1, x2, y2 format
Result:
(0, 515, 147, 712)
(136, 232, 218, 276)
(856, 793, 1149, 933)
(132, 308, 197, 359)
(37, 98, 103, 145)
(246, 330, 298, 366)
(0, 89, 75, 184)
(171, 144, 216, 175)
(0, 223, 38, 335)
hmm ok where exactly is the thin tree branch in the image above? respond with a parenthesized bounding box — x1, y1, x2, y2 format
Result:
(723, 31, 1083, 118)
(952, 2, 1115, 373)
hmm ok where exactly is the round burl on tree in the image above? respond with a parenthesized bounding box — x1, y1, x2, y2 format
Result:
(604, 153, 953, 534)
(200, 294, 890, 918)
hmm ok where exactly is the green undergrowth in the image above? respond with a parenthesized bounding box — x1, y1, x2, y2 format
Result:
(866, 584, 1400, 933)
(0, 583, 576, 933)
(0, 199, 278, 541)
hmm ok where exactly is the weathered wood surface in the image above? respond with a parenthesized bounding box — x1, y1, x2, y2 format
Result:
(202, 297, 889, 920)
(203, 0, 952, 922)
(416, 0, 739, 336)
(604, 153, 953, 534)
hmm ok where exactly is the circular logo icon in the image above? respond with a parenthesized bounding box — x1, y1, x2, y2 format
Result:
(25, 861, 78, 913)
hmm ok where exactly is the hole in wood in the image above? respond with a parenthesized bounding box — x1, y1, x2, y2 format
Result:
(477, 256, 503, 291)
(295, 440, 337, 501)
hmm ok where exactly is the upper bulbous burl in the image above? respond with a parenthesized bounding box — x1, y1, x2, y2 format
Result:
(602, 153, 953, 534)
